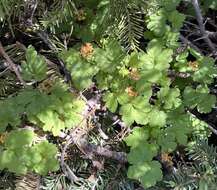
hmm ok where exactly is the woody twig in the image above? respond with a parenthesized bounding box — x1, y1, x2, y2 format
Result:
(0, 42, 26, 86)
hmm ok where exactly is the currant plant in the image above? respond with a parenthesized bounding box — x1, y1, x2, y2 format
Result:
(0, 83, 85, 135)
(0, 46, 85, 175)
(0, 130, 59, 175)
(60, 40, 217, 188)
(21, 45, 48, 81)
(59, 0, 217, 188)
(0, 0, 217, 189)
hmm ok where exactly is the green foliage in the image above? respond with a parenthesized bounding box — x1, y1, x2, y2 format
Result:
(184, 85, 216, 113)
(125, 128, 161, 188)
(167, 10, 186, 31)
(146, 0, 184, 36)
(139, 41, 173, 85)
(108, 0, 145, 51)
(168, 139, 217, 190)
(157, 87, 181, 110)
(190, 116, 211, 140)
(146, 9, 167, 36)
(125, 127, 149, 148)
(120, 96, 152, 126)
(201, 0, 217, 10)
(60, 48, 98, 90)
(0, 81, 69, 175)
(21, 46, 48, 81)
(0, 0, 22, 22)
(0, 130, 59, 175)
(32, 141, 59, 175)
(61, 40, 124, 90)
(128, 161, 162, 188)
(0, 86, 85, 135)
(40, 0, 75, 34)
(1, 0, 217, 189)
(192, 57, 217, 84)
(93, 37, 203, 188)
(103, 92, 118, 112)
(161, 0, 181, 11)
(94, 40, 125, 72)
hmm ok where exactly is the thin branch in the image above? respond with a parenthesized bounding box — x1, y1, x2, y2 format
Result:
(190, 109, 217, 136)
(22, 0, 38, 27)
(180, 34, 203, 54)
(191, 0, 216, 53)
(59, 99, 127, 183)
(109, 113, 128, 129)
(0, 42, 26, 86)
(207, 18, 217, 30)
(0, 67, 10, 77)
(207, 124, 217, 136)
(207, 31, 217, 40)
(37, 31, 73, 85)
(81, 143, 127, 163)
(59, 130, 127, 164)
(19, 0, 74, 87)
(59, 127, 127, 184)
(61, 138, 80, 183)
(16, 41, 58, 68)
(168, 70, 191, 79)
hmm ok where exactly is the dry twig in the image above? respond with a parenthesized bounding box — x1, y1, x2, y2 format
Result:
(180, 34, 203, 54)
(0, 42, 26, 86)
(191, 0, 216, 53)
(22, 0, 38, 27)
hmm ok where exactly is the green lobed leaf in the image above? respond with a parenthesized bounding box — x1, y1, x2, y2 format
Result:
(183, 85, 216, 113)
(0, 84, 85, 136)
(127, 161, 163, 188)
(167, 106, 192, 128)
(157, 87, 181, 110)
(124, 127, 149, 148)
(94, 40, 124, 72)
(193, 57, 217, 84)
(146, 9, 167, 36)
(175, 50, 191, 72)
(21, 45, 47, 81)
(32, 141, 59, 175)
(157, 132, 177, 152)
(120, 96, 151, 126)
(36, 110, 65, 136)
(103, 92, 118, 112)
(0, 100, 21, 132)
(0, 130, 36, 174)
(61, 49, 98, 90)
(148, 108, 167, 127)
(167, 10, 185, 30)
(0, 149, 29, 174)
(161, 0, 181, 11)
(163, 29, 180, 48)
(0, 130, 59, 175)
(4, 129, 35, 149)
(127, 143, 159, 163)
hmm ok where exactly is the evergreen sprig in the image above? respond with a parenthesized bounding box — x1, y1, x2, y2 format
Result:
(168, 140, 217, 190)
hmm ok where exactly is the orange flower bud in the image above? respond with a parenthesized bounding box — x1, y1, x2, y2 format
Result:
(129, 68, 140, 81)
(125, 86, 138, 97)
(188, 61, 199, 71)
(80, 43, 94, 58)
(76, 9, 86, 21)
